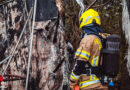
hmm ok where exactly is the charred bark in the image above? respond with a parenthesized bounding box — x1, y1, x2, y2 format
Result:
(0, 0, 73, 90)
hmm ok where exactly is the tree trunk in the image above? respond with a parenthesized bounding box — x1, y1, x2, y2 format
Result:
(122, 0, 130, 75)
(121, 0, 130, 89)
(0, 0, 73, 90)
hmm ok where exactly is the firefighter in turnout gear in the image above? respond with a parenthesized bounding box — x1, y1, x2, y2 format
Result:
(69, 9, 108, 90)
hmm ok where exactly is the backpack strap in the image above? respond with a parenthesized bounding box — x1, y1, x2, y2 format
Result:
(101, 49, 120, 54)
(82, 61, 102, 77)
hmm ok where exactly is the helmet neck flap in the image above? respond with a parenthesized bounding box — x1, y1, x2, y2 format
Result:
(82, 24, 103, 35)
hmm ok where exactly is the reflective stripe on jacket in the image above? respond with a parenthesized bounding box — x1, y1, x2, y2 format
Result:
(79, 74, 100, 89)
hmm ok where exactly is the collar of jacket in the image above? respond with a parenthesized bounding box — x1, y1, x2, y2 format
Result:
(82, 24, 103, 35)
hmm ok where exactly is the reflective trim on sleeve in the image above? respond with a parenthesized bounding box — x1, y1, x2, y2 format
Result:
(75, 49, 90, 60)
(70, 72, 80, 80)
(90, 74, 99, 81)
(91, 56, 99, 66)
(79, 80, 100, 89)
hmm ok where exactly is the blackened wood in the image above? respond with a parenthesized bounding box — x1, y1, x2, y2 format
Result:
(26, 0, 58, 21)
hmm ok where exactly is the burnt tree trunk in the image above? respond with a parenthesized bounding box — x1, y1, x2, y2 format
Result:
(0, 0, 73, 90)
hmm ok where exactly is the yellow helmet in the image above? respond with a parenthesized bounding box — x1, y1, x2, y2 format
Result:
(79, 9, 101, 29)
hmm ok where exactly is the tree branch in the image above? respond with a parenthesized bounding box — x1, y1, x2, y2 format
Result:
(85, 0, 112, 10)
(92, 0, 112, 8)
(0, 0, 13, 6)
(85, 0, 97, 10)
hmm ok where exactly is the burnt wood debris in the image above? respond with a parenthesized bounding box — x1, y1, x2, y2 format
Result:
(0, 0, 73, 90)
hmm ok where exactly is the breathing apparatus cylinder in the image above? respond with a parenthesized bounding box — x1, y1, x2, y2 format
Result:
(101, 34, 120, 87)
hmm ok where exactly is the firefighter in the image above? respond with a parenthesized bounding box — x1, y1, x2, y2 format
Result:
(69, 9, 108, 90)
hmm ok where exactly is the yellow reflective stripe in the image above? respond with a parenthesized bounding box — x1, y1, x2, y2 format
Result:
(79, 80, 100, 89)
(79, 80, 91, 85)
(75, 54, 89, 60)
(76, 49, 90, 60)
(95, 56, 99, 66)
(90, 75, 94, 80)
(96, 16, 100, 22)
(94, 39, 102, 50)
(77, 49, 90, 56)
(70, 72, 80, 80)
(84, 16, 92, 23)
(84, 16, 100, 24)
(90, 75, 99, 81)
(70, 75, 78, 80)
(91, 56, 99, 66)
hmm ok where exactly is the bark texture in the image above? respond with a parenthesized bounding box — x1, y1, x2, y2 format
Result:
(0, 0, 73, 90)
(122, 0, 130, 75)
(121, 0, 130, 89)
